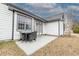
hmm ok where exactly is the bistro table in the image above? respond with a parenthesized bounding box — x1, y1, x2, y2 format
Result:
(19, 30, 32, 41)
(19, 30, 37, 41)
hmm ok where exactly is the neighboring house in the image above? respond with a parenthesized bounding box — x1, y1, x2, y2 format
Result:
(0, 3, 73, 40)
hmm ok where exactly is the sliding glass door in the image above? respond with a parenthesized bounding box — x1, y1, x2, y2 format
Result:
(36, 20, 43, 35)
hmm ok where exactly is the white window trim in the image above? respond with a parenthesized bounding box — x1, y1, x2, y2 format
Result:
(17, 13, 32, 33)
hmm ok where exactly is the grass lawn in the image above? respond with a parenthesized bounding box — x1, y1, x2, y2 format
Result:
(0, 40, 26, 56)
(0, 34, 79, 56)
(32, 35, 79, 56)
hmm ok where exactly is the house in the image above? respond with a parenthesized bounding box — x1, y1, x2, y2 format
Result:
(0, 3, 73, 40)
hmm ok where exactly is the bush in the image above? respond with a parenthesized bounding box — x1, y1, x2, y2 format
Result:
(73, 24, 79, 33)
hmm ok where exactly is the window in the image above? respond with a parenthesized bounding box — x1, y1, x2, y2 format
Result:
(17, 14, 32, 31)
(18, 23, 25, 29)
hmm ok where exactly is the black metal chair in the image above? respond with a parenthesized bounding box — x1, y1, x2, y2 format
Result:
(27, 31, 37, 41)
(20, 33, 27, 41)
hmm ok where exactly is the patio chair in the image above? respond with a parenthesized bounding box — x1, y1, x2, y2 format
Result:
(27, 31, 37, 41)
(20, 33, 27, 41)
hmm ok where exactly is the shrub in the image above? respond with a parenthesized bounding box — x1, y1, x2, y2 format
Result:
(73, 24, 79, 33)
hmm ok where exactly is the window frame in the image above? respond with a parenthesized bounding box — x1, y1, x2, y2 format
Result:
(36, 20, 43, 34)
(17, 13, 32, 32)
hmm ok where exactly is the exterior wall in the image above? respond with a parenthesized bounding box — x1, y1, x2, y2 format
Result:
(0, 4, 13, 40)
(60, 21, 64, 35)
(43, 21, 64, 36)
(32, 18, 35, 32)
(43, 21, 58, 35)
(14, 12, 20, 40)
(43, 23, 46, 34)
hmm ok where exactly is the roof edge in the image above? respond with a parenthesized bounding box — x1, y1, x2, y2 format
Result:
(5, 3, 47, 22)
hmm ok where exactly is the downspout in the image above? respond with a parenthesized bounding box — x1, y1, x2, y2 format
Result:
(62, 14, 65, 35)
(63, 20, 65, 35)
(12, 10, 15, 40)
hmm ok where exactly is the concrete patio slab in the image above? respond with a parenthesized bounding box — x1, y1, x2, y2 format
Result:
(16, 35, 57, 55)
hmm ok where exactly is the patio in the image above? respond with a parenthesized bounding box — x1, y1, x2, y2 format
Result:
(16, 35, 57, 55)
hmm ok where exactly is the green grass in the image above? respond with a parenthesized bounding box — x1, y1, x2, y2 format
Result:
(73, 24, 79, 33)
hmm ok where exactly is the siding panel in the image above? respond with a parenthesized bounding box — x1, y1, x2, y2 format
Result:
(43, 22, 58, 35)
(0, 4, 12, 40)
(43, 21, 64, 36)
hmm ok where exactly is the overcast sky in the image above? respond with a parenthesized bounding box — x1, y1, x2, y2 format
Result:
(15, 3, 79, 20)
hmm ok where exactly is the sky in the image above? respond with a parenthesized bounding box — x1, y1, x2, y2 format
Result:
(14, 3, 79, 20)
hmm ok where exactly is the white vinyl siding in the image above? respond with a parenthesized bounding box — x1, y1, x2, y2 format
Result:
(43, 21, 64, 36)
(0, 4, 12, 40)
(44, 21, 58, 35)
(60, 21, 64, 35)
